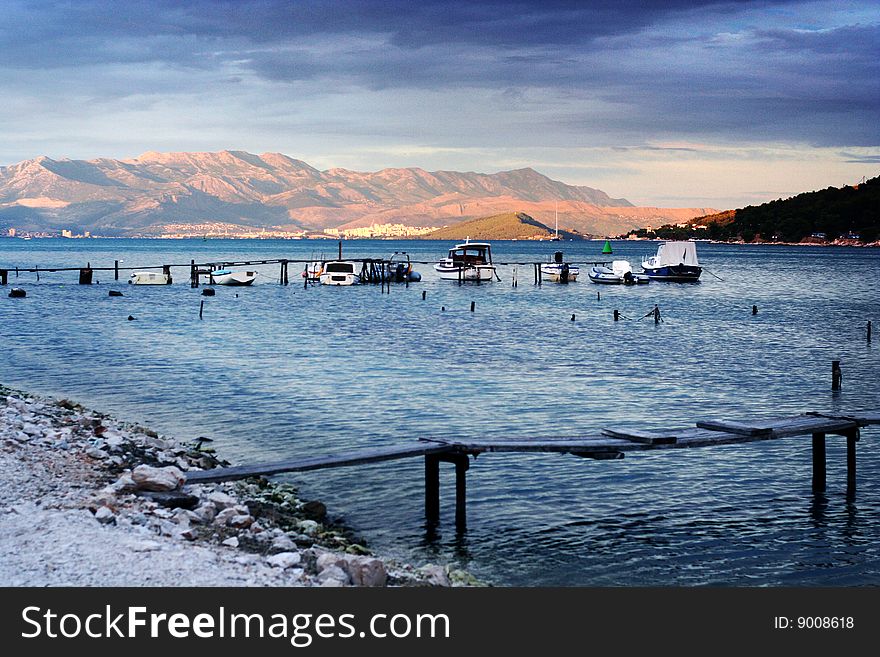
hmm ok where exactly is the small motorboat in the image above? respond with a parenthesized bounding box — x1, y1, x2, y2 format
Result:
(641, 241, 702, 281)
(588, 260, 649, 285)
(320, 261, 360, 286)
(209, 269, 257, 286)
(388, 252, 421, 283)
(434, 239, 497, 281)
(540, 251, 579, 282)
(128, 271, 170, 285)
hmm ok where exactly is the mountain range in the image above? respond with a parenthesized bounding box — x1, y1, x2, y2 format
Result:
(0, 150, 715, 236)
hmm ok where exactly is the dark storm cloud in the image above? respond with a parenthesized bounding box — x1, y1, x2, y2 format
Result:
(2, 0, 877, 147)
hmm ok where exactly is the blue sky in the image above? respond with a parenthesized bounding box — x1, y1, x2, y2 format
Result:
(1, 0, 878, 208)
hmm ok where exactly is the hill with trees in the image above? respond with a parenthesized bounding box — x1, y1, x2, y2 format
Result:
(424, 212, 582, 240)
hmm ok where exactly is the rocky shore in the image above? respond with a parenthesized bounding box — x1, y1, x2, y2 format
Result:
(0, 385, 478, 587)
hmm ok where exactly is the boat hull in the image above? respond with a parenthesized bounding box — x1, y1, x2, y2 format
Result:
(211, 272, 256, 286)
(433, 264, 496, 281)
(540, 264, 579, 282)
(642, 265, 702, 282)
(319, 273, 360, 286)
(128, 272, 170, 285)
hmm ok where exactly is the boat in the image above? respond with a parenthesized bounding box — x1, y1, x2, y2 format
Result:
(641, 241, 702, 281)
(388, 252, 421, 282)
(540, 251, 579, 282)
(302, 261, 323, 281)
(433, 239, 497, 281)
(209, 269, 257, 286)
(588, 260, 649, 285)
(319, 261, 360, 286)
(128, 271, 170, 285)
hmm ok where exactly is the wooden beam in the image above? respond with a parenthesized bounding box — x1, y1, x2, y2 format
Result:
(695, 419, 774, 436)
(601, 428, 678, 445)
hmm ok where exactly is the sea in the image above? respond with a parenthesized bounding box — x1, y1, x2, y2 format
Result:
(1, 237, 878, 586)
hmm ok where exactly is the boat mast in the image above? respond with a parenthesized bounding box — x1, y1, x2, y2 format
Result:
(555, 201, 558, 238)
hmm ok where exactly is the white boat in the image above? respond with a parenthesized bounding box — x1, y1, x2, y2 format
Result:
(641, 241, 702, 281)
(302, 261, 323, 282)
(549, 202, 562, 241)
(540, 251, 579, 282)
(209, 269, 257, 286)
(319, 261, 360, 286)
(128, 271, 170, 285)
(588, 260, 649, 285)
(433, 240, 497, 281)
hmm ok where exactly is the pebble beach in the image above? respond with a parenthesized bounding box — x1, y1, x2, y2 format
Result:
(0, 385, 477, 587)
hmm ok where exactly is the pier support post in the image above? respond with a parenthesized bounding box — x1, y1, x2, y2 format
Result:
(78, 263, 93, 285)
(868, 321, 872, 343)
(811, 432, 826, 492)
(422, 290, 426, 301)
(0, 269, 7, 285)
(190, 259, 197, 288)
(831, 360, 842, 390)
(453, 453, 468, 530)
(846, 429, 858, 492)
(280, 259, 289, 285)
(115, 260, 119, 281)
(162, 265, 172, 285)
(425, 454, 440, 524)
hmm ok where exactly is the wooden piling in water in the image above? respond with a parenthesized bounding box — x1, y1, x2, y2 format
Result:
(453, 453, 468, 529)
(0, 269, 7, 285)
(422, 290, 426, 300)
(425, 454, 440, 524)
(162, 265, 172, 285)
(78, 263, 93, 285)
(752, 305, 758, 315)
(811, 432, 826, 492)
(832, 360, 842, 390)
(115, 260, 119, 281)
(199, 299, 204, 320)
(847, 429, 858, 491)
(190, 260, 197, 288)
(470, 301, 475, 312)
(868, 321, 872, 343)
(614, 309, 620, 321)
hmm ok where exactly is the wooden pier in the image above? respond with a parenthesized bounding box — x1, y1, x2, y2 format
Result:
(185, 409, 880, 530)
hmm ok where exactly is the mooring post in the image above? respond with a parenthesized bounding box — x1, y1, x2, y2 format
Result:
(78, 263, 93, 285)
(199, 299, 204, 320)
(613, 309, 620, 322)
(597, 291, 601, 301)
(453, 453, 468, 530)
(338, 240, 342, 260)
(425, 454, 440, 524)
(162, 265, 172, 285)
(846, 429, 858, 492)
(538, 264, 542, 287)
(832, 360, 842, 390)
(0, 269, 8, 285)
(280, 259, 289, 285)
(811, 432, 826, 492)
(654, 304, 661, 324)
(868, 321, 872, 343)
(470, 301, 475, 312)
(752, 305, 758, 315)
(115, 260, 119, 281)
(421, 290, 426, 301)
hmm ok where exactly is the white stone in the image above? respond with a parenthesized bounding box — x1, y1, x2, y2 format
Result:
(131, 465, 186, 491)
(298, 519, 319, 535)
(271, 535, 297, 552)
(418, 564, 451, 587)
(207, 491, 237, 510)
(316, 565, 350, 586)
(266, 551, 302, 569)
(344, 556, 387, 587)
(221, 537, 240, 548)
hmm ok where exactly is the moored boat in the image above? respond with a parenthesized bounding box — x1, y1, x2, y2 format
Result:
(209, 269, 257, 286)
(641, 241, 702, 281)
(319, 261, 360, 286)
(588, 260, 649, 285)
(128, 271, 170, 285)
(433, 240, 497, 281)
(540, 251, 579, 282)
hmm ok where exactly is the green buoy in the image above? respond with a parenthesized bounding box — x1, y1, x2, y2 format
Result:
(602, 239, 613, 254)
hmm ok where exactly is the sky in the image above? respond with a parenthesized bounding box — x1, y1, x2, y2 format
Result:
(1, 0, 878, 208)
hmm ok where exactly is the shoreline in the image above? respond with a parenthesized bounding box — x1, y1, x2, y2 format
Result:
(0, 385, 479, 587)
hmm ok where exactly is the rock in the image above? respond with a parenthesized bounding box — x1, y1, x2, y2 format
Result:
(301, 500, 327, 520)
(213, 508, 239, 525)
(192, 504, 216, 524)
(316, 565, 350, 586)
(271, 535, 297, 552)
(131, 465, 186, 491)
(418, 564, 451, 587)
(94, 506, 116, 525)
(107, 473, 137, 493)
(179, 528, 198, 541)
(266, 552, 302, 569)
(221, 537, 240, 548)
(227, 514, 254, 529)
(86, 447, 108, 460)
(298, 519, 319, 536)
(344, 556, 387, 587)
(135, 491, 199, 510)
(207, 491, 237, 510)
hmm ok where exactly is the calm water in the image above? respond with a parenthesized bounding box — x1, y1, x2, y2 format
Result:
(2, 238, 878, 586)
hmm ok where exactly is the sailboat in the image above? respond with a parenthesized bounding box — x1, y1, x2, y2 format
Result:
(549, 202, 562, 241)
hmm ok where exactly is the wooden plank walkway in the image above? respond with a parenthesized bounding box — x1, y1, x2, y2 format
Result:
(182, 410, 880, 529)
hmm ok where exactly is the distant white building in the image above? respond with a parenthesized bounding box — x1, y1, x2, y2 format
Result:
(7, 228, 15, 237)
(61, 229, 73, 238)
